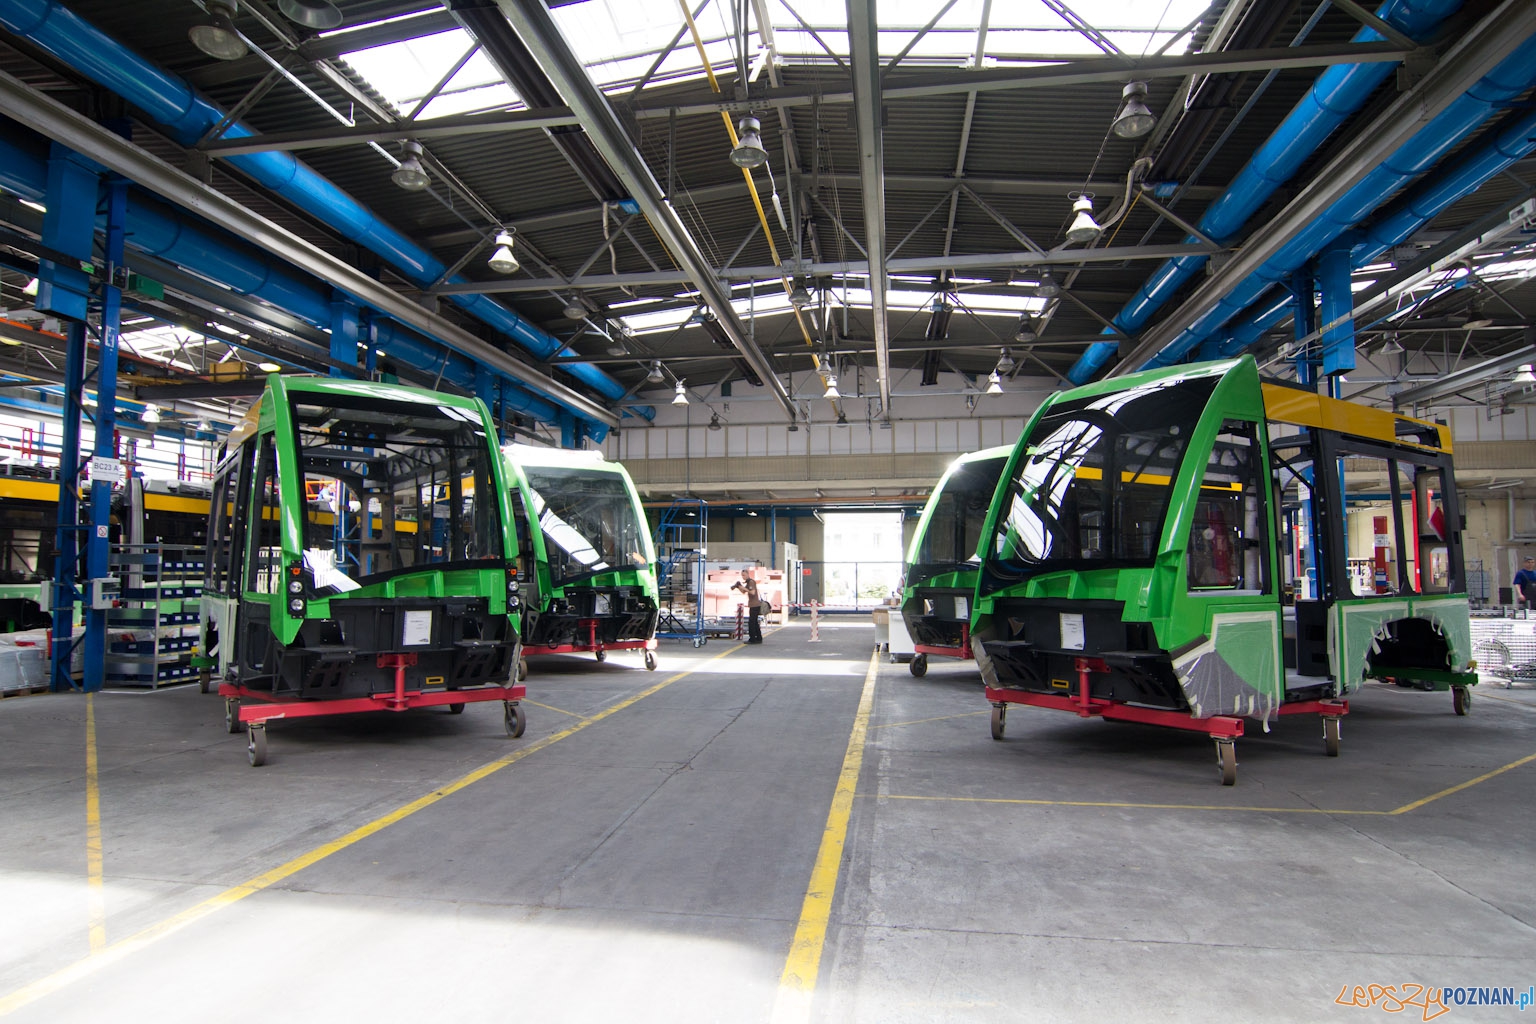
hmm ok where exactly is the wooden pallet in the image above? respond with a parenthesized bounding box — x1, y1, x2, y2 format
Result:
(0, 684, 49, 699)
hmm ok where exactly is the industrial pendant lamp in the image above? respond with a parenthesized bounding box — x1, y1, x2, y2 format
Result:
(1036, 267, 1061, 298)
(672, 380, 689, 405)
(487, 228, 520, 275)
(996, 348, 1015, 374)
(985, 371, 1004, 395)
(1379, 333, 1404, 355)
(708, 412, 722, 431)
(1065, 195, 1102, 244)
(563, 297, 587, 320)
(392, 141, 431, 191)
(646, 360, 665, 383)
(277, 0, 343, 29)
(789, 278, 813, 308)
(189, 0, 248, 61)
(835, 411, 848, 427)
(1514, 363, 1536, 383)
(729, 116, 769, 169)
(1015, 315, 1037, 344)
(1111, 81, 1157, 139)
(822, 374, 840, 400)
(141, 404, 162, 424)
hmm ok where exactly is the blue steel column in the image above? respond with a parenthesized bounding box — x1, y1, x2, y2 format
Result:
(1318, 241, 1357, 379)
(49, 322, 86, 691)
(81, 177, 126, 693)
(37, 143, 98, 691)
(329, 293, 360, 378)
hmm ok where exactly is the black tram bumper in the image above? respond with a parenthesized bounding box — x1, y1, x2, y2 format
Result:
(524, 588, 658, 648)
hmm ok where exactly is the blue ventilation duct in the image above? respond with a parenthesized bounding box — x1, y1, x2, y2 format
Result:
(1204, 101, 1536, 359)
(0, 126, 579, 431)
(0, 0, 649, 421)
(1140, 33, 1536, 370)
(1065, 0, 1461, 384)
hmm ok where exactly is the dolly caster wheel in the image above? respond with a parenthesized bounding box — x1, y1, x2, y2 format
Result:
(448, 703, 465, 715)
(1323, 716, 1340, 757)
(990, 703, 1006, 741)
(596, 648, 606, 663)
(504, 702, 526, 738)
(247, 725, 267, 767)
(1453, 685, 1470, 716)
(692, 638, 702, 649)
(1216, 739, 1236, 786)
(644, 650, 657, 671)
(224, 699, 242, 734)
(517, 657, 528, 682)
(198, 670, 210, 694)
(910, 654, 928, 678)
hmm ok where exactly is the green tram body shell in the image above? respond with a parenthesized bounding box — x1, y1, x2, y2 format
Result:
(970, 356, 1476, 727)
(900, 445, 1013, 657)
(200, 376, 522, 698)
(503, 444, 659, 653)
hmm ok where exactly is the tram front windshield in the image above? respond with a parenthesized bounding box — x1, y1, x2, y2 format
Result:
(988, 375, 1218, 580)
(291, 394, 502, 588)
(521, 466, 649, 586)
(909, 455, 1010, 587)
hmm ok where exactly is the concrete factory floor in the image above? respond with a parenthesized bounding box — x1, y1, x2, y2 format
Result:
(1, 619, 1534, 1023)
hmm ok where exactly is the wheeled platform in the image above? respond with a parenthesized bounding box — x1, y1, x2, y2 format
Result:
(219, 652, 527, 766)
(985, 656, 1350, 786)
(523, 626, 658, 671)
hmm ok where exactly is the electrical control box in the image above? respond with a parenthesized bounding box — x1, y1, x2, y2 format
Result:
(88, 577, 120, 610)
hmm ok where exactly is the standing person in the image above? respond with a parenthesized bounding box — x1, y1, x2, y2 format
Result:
(1515, 555, 1536, 617)
(731, 570, 762, 643)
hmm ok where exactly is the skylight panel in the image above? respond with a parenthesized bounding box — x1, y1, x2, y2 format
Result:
(342, 29, 523, 118)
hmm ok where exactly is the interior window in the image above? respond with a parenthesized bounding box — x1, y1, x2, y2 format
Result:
(246, 435, 282, 595)
(1414, 466, 1452, 594)
(1187, 420, 1267, 592)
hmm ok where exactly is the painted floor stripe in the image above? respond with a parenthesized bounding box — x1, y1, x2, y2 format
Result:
(84, 694, 104, 954)
(770, 648, 879, 1024)
(0, 646, 741, 1018)
(876, 750, 1536, 817)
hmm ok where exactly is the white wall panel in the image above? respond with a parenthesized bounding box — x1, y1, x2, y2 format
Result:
(895, 421, 916, 452)
(810, 424, 832, 455)
(915, 420, 936, 452)
(767, 423, 788, 456)
(936, 418, 958, 452)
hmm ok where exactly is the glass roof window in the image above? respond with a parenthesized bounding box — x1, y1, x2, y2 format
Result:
(336, 0, 1201, 112)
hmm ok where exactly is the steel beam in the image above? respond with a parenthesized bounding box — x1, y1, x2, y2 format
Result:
(1109, 0, 1536, 376)
(1391, 343, 1536, 408)
(847, 0, 891, 418)
(493, 0, 797, 422)
(0, 69, 620, 429)
(200, 106, 581, 155)
(629, 41, 1412, 117)
(430, 243, 1218, 294)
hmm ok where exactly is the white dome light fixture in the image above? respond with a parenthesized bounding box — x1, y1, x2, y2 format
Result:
(140, 404, 162, 424)
(822, 374, 840, 400)
(730, 116, 769, 169)
(488, 228, 520, 275)
(1065, 194, 1103, 245)
(391, 141, 431, 192)
(672, 380, 689, 405)
(1111, 81, 1157, 139)
(189, 0, 248, 61)
(985, 371, 1004, 395)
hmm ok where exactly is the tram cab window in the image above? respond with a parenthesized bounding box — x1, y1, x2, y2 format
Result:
(1187, 420, 1267, 592)
(1414, 467, 1452, 593)
(247, 435, 283, 594)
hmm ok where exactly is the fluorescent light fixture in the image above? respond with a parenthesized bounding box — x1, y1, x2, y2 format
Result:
(258, 361, 283, 372)
(488, 228, 520, 274)
(189, 0, 248, 61)
(392, 140, 431, 191)
(19, 199, 45, 214)
(22, 277, 38, 297)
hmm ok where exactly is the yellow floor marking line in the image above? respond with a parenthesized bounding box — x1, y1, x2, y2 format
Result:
(1473, 691, 1536, 711)
(84, 694, 104, 954)
(870, 709, 989, 731)
(0, 650, 737, 1018)
(521, 699, 587, 720)
(876, 750, 1536, 817)
(771, 649, 879, 1024)
(1387, 751, 1536, 814)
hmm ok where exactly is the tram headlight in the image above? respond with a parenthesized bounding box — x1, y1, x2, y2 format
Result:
(508, 595, 520, 610)
(288, 579, 304, 595)
(288, 596, 306, 616)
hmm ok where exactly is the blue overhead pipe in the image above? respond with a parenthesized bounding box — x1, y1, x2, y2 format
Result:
(0, 125, 581, 432)
(0, 0, 649, 419)
(1142, 33, 1536, 370)
(1065, 0, 1461, 385)
(1204, 101, 1536, 360)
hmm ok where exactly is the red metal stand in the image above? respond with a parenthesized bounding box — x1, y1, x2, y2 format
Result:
(219, 671, 525, 726)
(914, 623, 973, 663)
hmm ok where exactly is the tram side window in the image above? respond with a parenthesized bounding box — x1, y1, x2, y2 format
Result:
(206, 465, 232, 594)
(1414, 467, 1453, 593)
(1187, 420, 1267, 592)
(246, 435, 282, 595)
